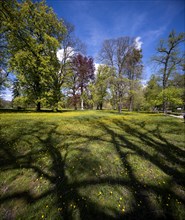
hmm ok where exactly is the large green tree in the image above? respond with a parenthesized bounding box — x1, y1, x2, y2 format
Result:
(1, 0, 66, 111)
(153, 30, 185, 113)
(99, 37, 142, 113)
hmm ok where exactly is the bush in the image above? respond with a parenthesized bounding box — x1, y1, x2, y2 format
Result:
(13, 96, 28, 109)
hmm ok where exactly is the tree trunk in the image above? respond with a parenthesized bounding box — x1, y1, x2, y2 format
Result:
(163, 78, 167, 114)
(80, 87, 84, 110)
(118, 104, 122, 113)
(36, 101, 41, 111)
(73, 93, 77, 110)
(163, 98, 167, 114)
(118, 90, 122, 113)
(100, 102, 103, 110)
(81, 98, 84, 110)
(163, 60, 168, 114)
(129, 96, 133, 111)
(183, 72, 185, 111)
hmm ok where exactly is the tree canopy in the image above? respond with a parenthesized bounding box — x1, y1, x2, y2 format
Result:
(1, 0, 66, 110)
(0, 1, 184, 112)
(152, 30, 185, 113)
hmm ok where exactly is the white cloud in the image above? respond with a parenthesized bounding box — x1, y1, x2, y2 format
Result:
(57, 47, 74, 62)
(94, 63, 101, 75)
(134, 36, 143, 50)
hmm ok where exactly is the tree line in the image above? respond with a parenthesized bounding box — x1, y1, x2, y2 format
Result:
(0, 0, 184, 112)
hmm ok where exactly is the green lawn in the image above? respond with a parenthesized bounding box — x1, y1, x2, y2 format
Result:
(0, 110, 185, 220)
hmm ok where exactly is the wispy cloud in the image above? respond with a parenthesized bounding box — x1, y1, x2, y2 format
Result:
(130, 13, 147, 35)
(142, 26, 166, 47)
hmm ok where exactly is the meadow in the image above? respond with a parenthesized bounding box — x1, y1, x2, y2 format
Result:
(0, 110, 185, 220)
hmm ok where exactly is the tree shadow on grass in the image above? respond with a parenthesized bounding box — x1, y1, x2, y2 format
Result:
(95, 119, 185, 219)
(0, 117, 185, 219)
(0, 122, 123, 219)
(63, 118, 185, 219)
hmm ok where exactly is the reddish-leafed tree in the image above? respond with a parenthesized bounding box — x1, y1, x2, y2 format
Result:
(72, 54, 95, 110)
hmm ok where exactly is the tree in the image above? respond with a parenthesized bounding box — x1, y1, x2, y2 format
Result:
(125, 48, 143, 111)
(12, 79, 21, 99)
(168, 71, 185, 110)
(155, 87, 183, 109)
(153, 30, 185, 113)
(133, 84, 146, 111)
(72, 54, 95, 110)
(144, 74, 162, 111)
(99, 36, 142, 113)
(51, 22, 86, 109)
(13, 96, 28, 109)
(0, 25, 11, 94)
(1, 0, 66, 111)
(65, 66, 80, 110)
(94, 65, 112, 110)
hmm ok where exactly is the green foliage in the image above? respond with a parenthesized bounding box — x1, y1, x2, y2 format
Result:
(156, 87, 183, 106)
(93, 65, 112, 109)
(145, 74, 183, 111)
(153, 30, 185, 112)
(1, 0, 66, 110)
(132, 84, 146, 111)
(99, 37, 143, 112)
(13, 96, 28, 109)
(145, 74, 162, 110)
(126, 49, 143, 111)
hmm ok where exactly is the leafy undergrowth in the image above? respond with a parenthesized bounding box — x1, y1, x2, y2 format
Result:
(0, 110, 184, 219)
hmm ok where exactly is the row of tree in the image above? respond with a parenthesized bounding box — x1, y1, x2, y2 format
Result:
(0, 0, 185, 112)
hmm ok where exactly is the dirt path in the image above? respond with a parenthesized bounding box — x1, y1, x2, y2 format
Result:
(167, 114, 183, 119)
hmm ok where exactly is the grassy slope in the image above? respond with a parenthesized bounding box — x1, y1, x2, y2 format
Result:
(0, 111, 185, 220)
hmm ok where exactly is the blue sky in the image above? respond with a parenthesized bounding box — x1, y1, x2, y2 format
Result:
(2, 0, 185, 101)
(46, 0, 184, 78)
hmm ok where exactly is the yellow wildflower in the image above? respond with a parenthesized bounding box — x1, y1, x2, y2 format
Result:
(98, 191, 102, 196)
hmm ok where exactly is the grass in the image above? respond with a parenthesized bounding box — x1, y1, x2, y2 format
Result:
(0, 110, 185, 220)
